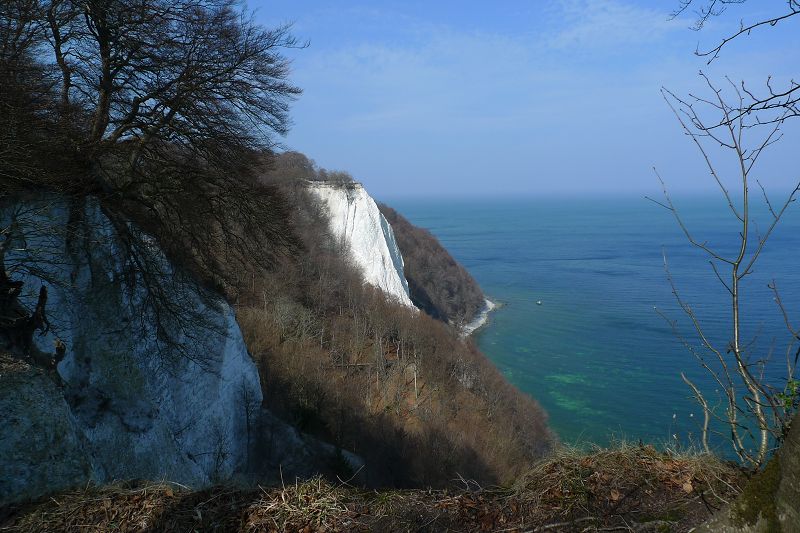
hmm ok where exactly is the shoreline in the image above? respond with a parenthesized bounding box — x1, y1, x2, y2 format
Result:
(461, 298, 498, 337)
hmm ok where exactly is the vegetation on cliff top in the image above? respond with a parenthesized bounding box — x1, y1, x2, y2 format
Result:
(2, 0, 553, 494)
(1, 443, 743, 532)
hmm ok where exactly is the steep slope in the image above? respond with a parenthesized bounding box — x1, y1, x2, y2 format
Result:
(305, 181, 413, 307)
(378, 203, 487, 327)
(0, 196, 261, 496)
(0, 353, 90, 504)
(236, 182, 554, 488)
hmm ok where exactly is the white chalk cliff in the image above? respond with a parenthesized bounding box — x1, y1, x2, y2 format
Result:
(306, 181, 413, 307)
(0, 197, 259, 499)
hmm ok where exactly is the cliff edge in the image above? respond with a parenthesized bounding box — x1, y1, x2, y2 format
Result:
(1, 196, 261, 502)
(378, 203, 487, 328)
(305, 181, 413, 307)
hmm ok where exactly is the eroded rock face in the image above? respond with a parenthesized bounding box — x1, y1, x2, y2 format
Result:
(0, 196, 262, 500)
(0, 354, 90, 504)
(305, 181, 413, 307)
(696, 412, 800, 532)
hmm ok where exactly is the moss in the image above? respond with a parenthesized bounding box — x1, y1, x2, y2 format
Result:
(732, 457, 781, 532)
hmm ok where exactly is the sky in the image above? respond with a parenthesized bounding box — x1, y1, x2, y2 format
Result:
(251, 1, 800, 199)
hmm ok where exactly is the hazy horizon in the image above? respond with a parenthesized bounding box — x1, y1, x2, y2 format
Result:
(375, 188, 794, 203)
(252, 1, 799, 199)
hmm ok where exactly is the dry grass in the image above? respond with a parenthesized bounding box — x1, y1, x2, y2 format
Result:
(507, 441, 744, 531)
(1, 444, 744, 533)
(245, 479, 365, 531)
(2, 479, 367, 533)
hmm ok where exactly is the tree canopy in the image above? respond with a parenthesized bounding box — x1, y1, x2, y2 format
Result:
(1, 0, 304, 361)
(2, 0, 303, 283)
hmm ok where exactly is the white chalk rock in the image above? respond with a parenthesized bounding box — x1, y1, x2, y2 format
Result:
(306, 181, 413, 307)
(1, 196, 261, 490)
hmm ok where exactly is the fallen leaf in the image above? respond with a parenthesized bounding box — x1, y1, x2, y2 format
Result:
(610, 489, 621, 501)
(682, 481, 693, 493)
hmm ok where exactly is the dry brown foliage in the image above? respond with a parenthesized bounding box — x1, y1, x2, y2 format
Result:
(1, 446, 743, 532)
(378, 203, 486, 327)
(235, 189, 553, 488)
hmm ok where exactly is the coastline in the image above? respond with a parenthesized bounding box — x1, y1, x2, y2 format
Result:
(461, 298, 498, 337)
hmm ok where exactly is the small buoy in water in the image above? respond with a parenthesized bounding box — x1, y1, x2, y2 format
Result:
(536, 300, 543, 306)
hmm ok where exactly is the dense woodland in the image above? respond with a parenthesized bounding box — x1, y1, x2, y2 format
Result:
(379, 203, 486, 327)
(238, 180, 554, 487)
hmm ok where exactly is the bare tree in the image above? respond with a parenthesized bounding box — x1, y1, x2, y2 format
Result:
(36, 0, 302, 278)
(1, 0, 304, 362)
(0, 203, 67, 373)
(671, 1, 800, 124)
(651, 74, 800, 468)
(240, 376, 260, 470)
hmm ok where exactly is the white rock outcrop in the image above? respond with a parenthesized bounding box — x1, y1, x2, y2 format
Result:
(0, 354, 91, 504)
(306, 181, 413, 307)
(0, 197, 261, 493)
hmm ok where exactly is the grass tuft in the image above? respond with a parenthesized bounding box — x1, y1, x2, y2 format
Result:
(1, 443, 744, 532)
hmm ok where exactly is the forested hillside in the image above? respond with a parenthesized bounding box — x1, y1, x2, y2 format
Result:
(379, 204, 486, 327)
(237, 181, 554, 487)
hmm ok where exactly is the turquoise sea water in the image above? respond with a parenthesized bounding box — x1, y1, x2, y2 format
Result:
(389, 195, 800, 450)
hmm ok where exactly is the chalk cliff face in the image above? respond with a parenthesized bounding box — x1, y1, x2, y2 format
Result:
(306, 181, 413, 307)
(0, 197, 261, 497)
(0, 354, 91, 504)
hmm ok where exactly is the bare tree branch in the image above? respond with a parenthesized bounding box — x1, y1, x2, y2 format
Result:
(659, 74, 798, 466)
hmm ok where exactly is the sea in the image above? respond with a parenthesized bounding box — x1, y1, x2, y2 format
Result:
(388, 194, 800, 452)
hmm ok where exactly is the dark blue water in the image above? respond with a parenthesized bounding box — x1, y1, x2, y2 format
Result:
(389, 195, 800, 451)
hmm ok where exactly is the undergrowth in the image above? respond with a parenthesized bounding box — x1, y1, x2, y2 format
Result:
(1, 443, 743, 532)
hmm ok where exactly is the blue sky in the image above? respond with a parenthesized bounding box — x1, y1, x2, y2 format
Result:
(252, 1, 799, 199)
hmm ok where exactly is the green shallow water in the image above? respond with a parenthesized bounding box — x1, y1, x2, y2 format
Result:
(388, 195, 800, 450)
